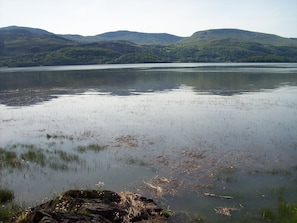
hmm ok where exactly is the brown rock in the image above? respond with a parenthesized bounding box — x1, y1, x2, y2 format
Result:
(15, 190, 168, 223)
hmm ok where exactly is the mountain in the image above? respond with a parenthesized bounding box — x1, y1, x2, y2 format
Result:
(0, 26, 54, 36)
(182, 29, 297, 46)
(1, 26, 297, 67)
(57, 34, 106, 43)
(0, 26, 74, 54)
(60, 30, 182, 45)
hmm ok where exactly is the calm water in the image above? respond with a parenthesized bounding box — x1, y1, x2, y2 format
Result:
(1, 63, 297, 222)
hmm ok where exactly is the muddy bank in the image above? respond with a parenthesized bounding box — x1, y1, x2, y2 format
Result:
(14, 190, 169, 223)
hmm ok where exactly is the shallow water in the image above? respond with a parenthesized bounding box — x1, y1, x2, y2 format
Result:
(1, 63, 297, 222)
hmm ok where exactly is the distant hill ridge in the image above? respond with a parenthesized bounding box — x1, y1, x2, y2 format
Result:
(0, 25, 54, 36)
(184, 28, 297, 46)
(1, 26, 297, 67)
(60, 30, 182, 44)
(1, 26, 296, 45)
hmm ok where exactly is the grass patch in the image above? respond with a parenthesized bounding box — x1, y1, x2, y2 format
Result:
(0, 189, 14, 203)
(46, 133, 74, 141)
(260, 196, 297, 223)
(49, 162, 69, 171)
(216, 166, 238, 183)
(0, 148, 22, 169)
(0, 189, 23, 222)
(266, 168, 292, 175)
(124, 156, 150, 167)
(54, 149, 80, 162)
(20, 148, 46, 166)
(1, 144, 83, 172)
(0, 202, 24, 222)
(261, 202, 297, 222)
(76, 144, 107, 153)
(261, 208, 275, 221)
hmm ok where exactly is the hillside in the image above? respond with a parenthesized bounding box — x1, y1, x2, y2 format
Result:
(60, 31, 182, 45)
(183, 29, 297, 46)
(1, 26, 297, 67)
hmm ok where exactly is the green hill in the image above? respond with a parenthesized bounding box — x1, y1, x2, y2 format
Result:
(0, 26, 297, 67)
(171, 37, 297, 62)
(182, 29, 297, 46)
(60, 30, 182, 45)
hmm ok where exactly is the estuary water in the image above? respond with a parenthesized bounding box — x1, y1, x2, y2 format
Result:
(0, 63, 297, 222)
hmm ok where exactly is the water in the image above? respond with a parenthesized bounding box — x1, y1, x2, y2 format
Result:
(0, 63, 297, 222)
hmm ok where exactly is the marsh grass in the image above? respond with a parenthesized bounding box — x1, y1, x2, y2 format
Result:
(0, 203, 24, 222)
(49, 162, 69, 171)
(0, 148, 22, 169)
(216, 166, 238, 183)
(124, 156, 150, 167)
(261, 199, 297, 223)
(76, 144, 107, 153)
(0, 189, 23, 222)
(46, 133, 74, 141)
(0, 144, 83, 172)
(54, 149, 80, 162)
(266, 168, 292, 176)
(0, 189, 14, 203)
(20, 148, 46, 166)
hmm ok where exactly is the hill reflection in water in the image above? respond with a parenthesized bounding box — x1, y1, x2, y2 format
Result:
(1, 63, 296, 106)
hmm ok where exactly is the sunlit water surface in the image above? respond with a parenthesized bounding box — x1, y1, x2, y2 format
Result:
(1, 63, 297, 222)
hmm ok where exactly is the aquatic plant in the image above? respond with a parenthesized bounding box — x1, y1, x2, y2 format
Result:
(0, 188, 14, 203)
(1, 202, 23, 222)
(46, 133, 74, 141)
(20, 148, 46, 166)
(76, 144, 107, 153)
(0, 148, 22, 169)
(0, 189, 23, 222)
(261, 208, 275, 221)
(260, 197, 297, 223)
(54, 149, 80, 162)
(0, 144, 83, 173)
(123, 156, 150, 167)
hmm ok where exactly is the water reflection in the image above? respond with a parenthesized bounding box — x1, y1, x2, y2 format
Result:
(1, 64, 297, 106)
(1, 64, 297, 222)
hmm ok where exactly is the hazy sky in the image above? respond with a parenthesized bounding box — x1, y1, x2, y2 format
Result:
(0, 0, 297, 37)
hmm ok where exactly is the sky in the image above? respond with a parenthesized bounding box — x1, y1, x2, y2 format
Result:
(0, 0, 297, 38)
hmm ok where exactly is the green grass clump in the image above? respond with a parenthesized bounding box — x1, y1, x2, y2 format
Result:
(260, 199, 297, 223)
(277, 201, 297, 222)
(76, 144, 107, 153)
(0, 202, 24, 222)
(0, 148, 22, 169)
(54, 150, 80, 162)
(261, 208, 275, 221)
(161, 210, 171, 218)
(20, 148, 46, 166)
(0, 189, 24, 222)
(0, 205, 13, 222)
(46, 133, 74, 140)
(0, 189, 14, 203)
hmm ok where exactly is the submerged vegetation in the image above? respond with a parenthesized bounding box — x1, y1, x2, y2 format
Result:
(0, 189, 23, 222)
(261, 198, 297, 223)
(0, 65, 296, 222)
(0, 139, 107, 173)
(76, 144, 107, 153)
(1, 138, 297, 222)
(0, 144, 80, 172)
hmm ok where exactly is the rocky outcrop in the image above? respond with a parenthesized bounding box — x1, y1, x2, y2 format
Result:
(15, 190, 169, 223)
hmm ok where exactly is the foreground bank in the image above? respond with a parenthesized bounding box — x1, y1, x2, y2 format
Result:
(13, 190, 169, 223)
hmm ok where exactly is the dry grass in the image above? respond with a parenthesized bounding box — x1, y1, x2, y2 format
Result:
(118, 191, 159, 223)
(214, 206, 239, 217)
